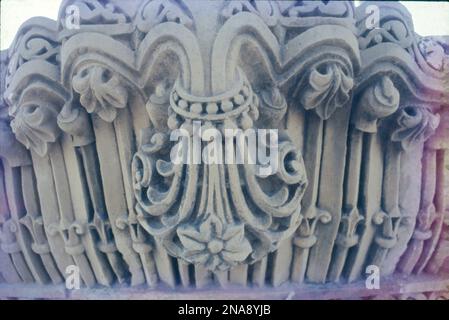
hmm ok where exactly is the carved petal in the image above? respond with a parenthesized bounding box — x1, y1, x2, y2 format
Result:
(10, 103, 59, 157)
(391, 106, 440, 151)
(222, 223, 245, 242)
(177, 228, 207, 251)
(183, 251, 210, 264)
(177, 225, 209, 246)
(222, 237, 252, 263)
(302, 64, 353, 120)
(73, 66, 128, 122)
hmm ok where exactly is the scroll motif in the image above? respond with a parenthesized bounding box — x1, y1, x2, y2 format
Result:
(301, 63, 354, 120)
(133, 71, 307, 272)
(221, 1, 354, 27)
(353, 76, 400, 132)
(357, 2, 414, 51)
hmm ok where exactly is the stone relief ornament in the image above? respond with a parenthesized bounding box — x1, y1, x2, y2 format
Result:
(72, 65, 128, 122)
(301, 63, 354, 120)
(0, 0, 448, 299)
(9, 102, 60, 157)
(391, 106, 440, 152)
(177, 214, 253, 272)
(132, 71, 307, 272)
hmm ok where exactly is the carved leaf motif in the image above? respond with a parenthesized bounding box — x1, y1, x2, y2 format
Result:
(10, 103, 60, 157)
(360, 20, 413, 50)
(301, 64, 354, 120)
(133, 72, 307, 270)
(391, 106, 440, 151)
(177, 214, 252, 271)
(73, 66, 128, 122)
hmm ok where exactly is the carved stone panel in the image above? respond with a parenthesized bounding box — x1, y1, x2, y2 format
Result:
(0, 0, 448, 298)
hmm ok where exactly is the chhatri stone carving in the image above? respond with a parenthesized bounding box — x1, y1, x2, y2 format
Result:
(0, 0, 448, 299)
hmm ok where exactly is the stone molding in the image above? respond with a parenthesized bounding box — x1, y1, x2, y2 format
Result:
(0, 0, 448, 298)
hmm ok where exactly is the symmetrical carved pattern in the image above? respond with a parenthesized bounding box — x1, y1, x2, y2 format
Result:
(132, 72, 307, 273)
(301, 63, 354, 120)
(72, 65, 128, 122)
(0, 0, 448, 299)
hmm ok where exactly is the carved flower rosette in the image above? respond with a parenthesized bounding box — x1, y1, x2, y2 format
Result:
(132, 71, 307, 272)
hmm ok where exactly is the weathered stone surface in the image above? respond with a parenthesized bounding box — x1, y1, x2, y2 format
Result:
(0, 0, 448, 299)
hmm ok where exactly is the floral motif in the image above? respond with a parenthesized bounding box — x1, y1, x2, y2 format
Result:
(72, 66, 128, 122)
(133, 72, 306, 272)
(302, 63, 354, 120)
(177, 215, 252, 272)
(10, 102, 60, 157)
(391, 106, 439, 151)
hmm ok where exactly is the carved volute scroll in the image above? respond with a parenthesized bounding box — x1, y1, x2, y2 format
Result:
(0, 1, 448, 297)
(132, 69, 307, 274)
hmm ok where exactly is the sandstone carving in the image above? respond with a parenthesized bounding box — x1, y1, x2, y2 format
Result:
(0, 0, 448, 299)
